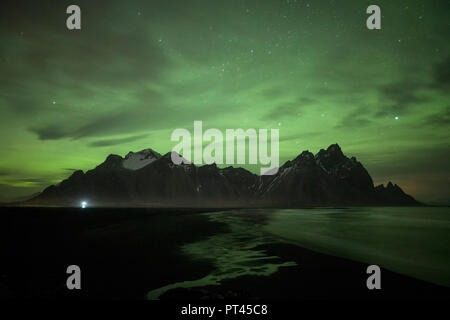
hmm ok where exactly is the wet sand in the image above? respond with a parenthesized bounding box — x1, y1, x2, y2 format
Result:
(160, 242, 450, 300)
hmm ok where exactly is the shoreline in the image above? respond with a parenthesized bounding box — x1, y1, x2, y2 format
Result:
(159, 242, 450, 300)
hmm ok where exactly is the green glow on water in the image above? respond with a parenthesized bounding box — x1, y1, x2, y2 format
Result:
(265, 207, 450, 287)
(147, 207, 450, 299)
(147, 211, 296, 300)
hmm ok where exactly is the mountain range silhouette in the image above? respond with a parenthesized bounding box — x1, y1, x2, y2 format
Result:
(27, 144, 420, 207)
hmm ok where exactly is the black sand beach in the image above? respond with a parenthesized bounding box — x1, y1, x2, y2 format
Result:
(0, 207, 448, 300)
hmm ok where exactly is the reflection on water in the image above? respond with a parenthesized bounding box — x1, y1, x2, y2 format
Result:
(265, 207, 450, 287)
(147, 207, 450, 299)
(146, 210, 296, 300)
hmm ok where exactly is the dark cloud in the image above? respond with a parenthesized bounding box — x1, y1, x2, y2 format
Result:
(431, 56, 450, 89)
(0, 169, 52, 185)
(279, 131, 322, 142)
(0, 0, 171, 122)
(1, 2, 170, 84)
(13, 178, 49, 184)
(380, 81, 427, 109)
(422, 106, 450, 128)
(88, 134, 148, 147)
(29, 125, 68, 140)
(261, 97, 315, 120)
(73, 112, 137, 139)
(0, 183, 41, 202)
(373, 79, 430, 118)
(72, 105, 177, 139)
(335, 107, 372, 129)
(375, 57, 450, 119)
(335, 117, 371, 129)
(28, 103, 169, 141)
(297, 97, 315, 105)
(0, 169, 13, 176)
(367, 144, 450, 178)
(261, 87, 286, 100)
(0, 94, 40, 114)
(261, 104, 301, 120)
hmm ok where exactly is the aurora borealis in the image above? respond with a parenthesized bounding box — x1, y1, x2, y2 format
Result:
(0, 0, 449, 203)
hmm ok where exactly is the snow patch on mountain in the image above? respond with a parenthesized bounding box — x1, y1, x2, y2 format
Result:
(122, 149, 161, 170)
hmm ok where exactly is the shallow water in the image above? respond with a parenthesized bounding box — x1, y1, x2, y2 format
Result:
(147, 210, 297, 299)
(147, 207, 450, 299)
(265, 207, 450, 287)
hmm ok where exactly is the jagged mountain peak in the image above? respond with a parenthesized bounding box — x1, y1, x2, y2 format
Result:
(374, 181, 416, 204)
(291, 150, 315, 165)
(300, 150, 315, 158)
(315, 143, 345, 160)
(106, 154, 122, 161)
(68, 169, 84, 179)
(96, 154, 123, 170)
(123, 148, 162, 170)
(125, 148, 161, 159)
(379, 181, 403, 192)
(327, 143, 343, 153)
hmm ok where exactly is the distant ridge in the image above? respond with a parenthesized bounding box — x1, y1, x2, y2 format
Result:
(27, 144, 421, 207)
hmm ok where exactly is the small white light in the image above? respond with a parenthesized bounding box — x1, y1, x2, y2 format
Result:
(395, 116, 399, 120)
(81, 201, 87, 208)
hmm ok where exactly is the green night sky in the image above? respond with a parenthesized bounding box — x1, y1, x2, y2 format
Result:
(0, 0, 449, 203)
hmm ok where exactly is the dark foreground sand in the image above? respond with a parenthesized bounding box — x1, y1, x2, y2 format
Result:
(0, 207, 448, 300)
